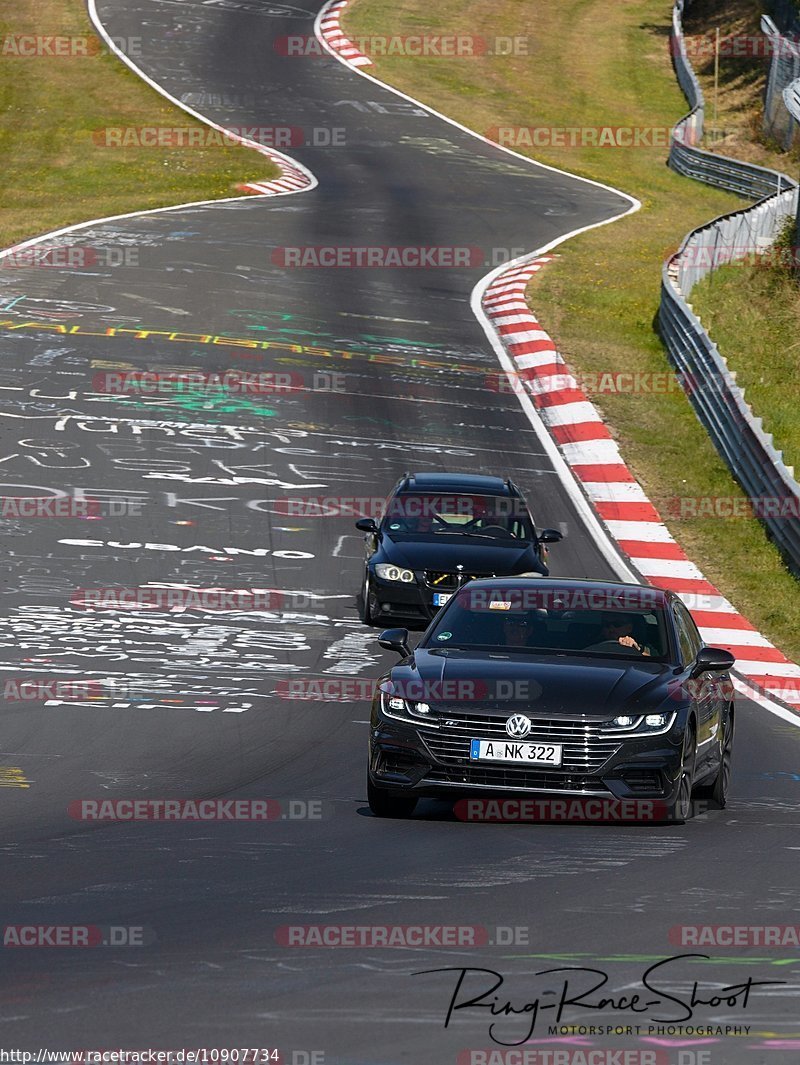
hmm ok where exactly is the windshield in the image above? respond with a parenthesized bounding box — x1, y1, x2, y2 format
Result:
(382, 493, 533, 540)
(423, 586, 671, 661)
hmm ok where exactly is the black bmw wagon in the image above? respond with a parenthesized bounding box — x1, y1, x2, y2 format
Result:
(356, 472, 562, 627)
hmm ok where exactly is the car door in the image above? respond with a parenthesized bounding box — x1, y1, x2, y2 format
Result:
(673, 602, 719, 770)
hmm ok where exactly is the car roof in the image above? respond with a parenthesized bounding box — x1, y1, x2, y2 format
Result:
(398, 472, 515, 496)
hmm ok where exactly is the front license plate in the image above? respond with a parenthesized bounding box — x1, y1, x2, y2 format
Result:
(432, 592, 452, 606)
(470, 739, 563, 766)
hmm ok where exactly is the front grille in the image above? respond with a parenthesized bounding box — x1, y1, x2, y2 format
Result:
(424, 570, 494, 591)
(423, 713, 621, 773)
(424, 764, 610, 793)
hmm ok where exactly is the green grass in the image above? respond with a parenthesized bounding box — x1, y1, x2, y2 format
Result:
(0, 0, 278, 249)
(690, 244, 800, 475)
(344, 0, 800, 659)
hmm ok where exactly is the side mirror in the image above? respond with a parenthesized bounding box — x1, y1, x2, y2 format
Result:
(691, 646, 735, 678)
(355, 517, 379, 533)
(538, 528, 563, 544)
(378, 628, 411, 658)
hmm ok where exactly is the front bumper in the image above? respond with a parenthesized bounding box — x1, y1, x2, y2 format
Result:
(368, 573, 453, 625)
(369, 564, 546, 626)
(368, 711, 686, 806)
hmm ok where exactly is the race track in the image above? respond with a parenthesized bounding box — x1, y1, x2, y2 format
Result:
(1, 1, 799, 1060)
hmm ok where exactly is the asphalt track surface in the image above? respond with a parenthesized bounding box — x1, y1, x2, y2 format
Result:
(0, 0, 799, 1060)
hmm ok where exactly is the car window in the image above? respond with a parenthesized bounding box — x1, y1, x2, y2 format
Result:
(382, 493, 533, 540)
(511, 517, 532, 540)
(424, 589, 669, 660)
(672, 604, 702, 666)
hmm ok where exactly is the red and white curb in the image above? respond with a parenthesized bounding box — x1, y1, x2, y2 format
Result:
(484, 255, 800, 713)
(88, 0, 316, 201)
(235, 150, 312, 196)
(318, 0, 373, 67)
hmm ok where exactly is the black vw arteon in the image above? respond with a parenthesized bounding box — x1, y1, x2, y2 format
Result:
(356, 472, 562, 627)
(367, 577, 735, 822)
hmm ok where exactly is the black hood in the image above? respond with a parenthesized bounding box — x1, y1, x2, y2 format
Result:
(388, 648, 676, 718)
(381, 535, 537, 574)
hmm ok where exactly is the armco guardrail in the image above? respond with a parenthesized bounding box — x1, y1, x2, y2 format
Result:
(784, 71, 800, 123)
(762, 14, 800, 149)
(669, 2, 794, 196)
(672, 185, 798, 292)
(660, 188, 800, 575)
(660, 0, 800, 575)
(769, 0, 800, 36)
(783, 69, 800, 242)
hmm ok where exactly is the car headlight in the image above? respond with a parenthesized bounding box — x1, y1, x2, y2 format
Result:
(601, 713, 676, 734)
(380, 690, 439, 728)
(409, 700, 433, 719)
(375, 564, 415, 583)
(644, 713, 671, 729)
(607, 715, 639, 730)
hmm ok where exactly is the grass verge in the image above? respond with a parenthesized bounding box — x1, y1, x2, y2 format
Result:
(680, 0, 800, 482)
(690, 230, 800, 474)
(343, 0, 800, 659)
(0, 0, 278, 249)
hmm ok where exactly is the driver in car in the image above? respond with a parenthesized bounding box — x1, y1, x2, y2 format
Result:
(586, 612, 651, 656)
(460, 498, 512, 536)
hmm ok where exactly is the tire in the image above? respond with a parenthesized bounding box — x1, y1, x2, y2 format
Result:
(668, 722, 697, 823)
(367, 777, 418, 818)
(699, 711, 734, 809)
(361, 567, 374, 625)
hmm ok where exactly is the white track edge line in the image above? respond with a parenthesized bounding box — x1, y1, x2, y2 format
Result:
(314, 0, 641, 207)
(87, 0, 316, 189)
(316, 1, 800, 728)
(0, 3, 319, 264)
(314, 0, 642, 588)
(471, 257, 640, 586)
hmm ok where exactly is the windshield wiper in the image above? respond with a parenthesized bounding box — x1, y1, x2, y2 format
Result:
(455, 530, 513, 540)
(424, 530, 498, 540)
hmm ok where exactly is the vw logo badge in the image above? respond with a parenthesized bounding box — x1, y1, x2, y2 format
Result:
(506, 714, 532, 739)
